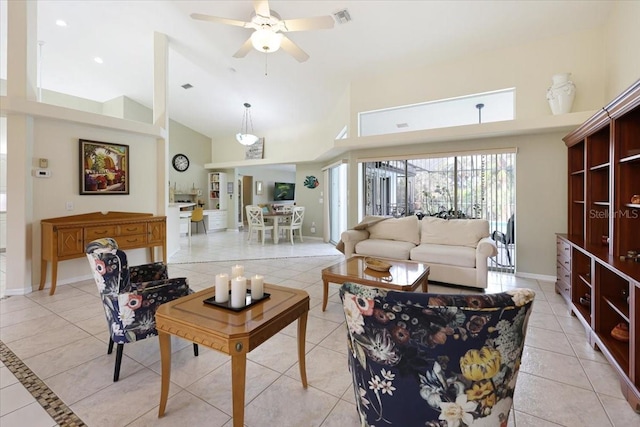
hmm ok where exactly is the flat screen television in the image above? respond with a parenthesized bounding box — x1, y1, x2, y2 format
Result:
(274, 182, 295, 201)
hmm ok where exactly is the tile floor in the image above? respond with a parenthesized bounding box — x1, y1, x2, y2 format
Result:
(1, 231, 639, 426)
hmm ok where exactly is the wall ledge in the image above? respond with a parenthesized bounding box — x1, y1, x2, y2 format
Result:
(0, 96, 166, 138)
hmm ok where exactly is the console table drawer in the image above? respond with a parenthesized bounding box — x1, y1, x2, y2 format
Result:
(116, 234, 148, 248)
(85, 226, 118, 240)
(119, 224, 147, 236)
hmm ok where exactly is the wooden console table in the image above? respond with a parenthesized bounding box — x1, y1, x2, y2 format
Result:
(40, 211, 166, 295)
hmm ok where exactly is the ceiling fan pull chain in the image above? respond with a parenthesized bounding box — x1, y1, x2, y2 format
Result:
(264, 51, 268, 76)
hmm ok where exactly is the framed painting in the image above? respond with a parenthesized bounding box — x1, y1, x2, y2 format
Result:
(80, 139, 129, 195)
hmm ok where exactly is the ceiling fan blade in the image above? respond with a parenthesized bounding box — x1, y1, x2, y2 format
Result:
(253, 0, 271, 19)
(281, 15, 334, 32)
(233, 37, 254, 58)
(190, 13, 251, 28)
(280, 35, 310, 62)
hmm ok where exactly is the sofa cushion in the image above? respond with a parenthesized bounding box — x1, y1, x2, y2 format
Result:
(355, 239, 415, 260)
(420, 217, 489, 248)
(367, 215, 420, 245)
(410, 243, 476, 268)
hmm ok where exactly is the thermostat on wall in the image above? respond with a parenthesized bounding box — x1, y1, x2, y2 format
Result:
(34, 169, 52, 178)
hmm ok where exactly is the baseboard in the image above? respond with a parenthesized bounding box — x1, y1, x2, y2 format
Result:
(3, 286, 32, 296)
(515, 271, 556, 283)
(18, 273, 94, 295)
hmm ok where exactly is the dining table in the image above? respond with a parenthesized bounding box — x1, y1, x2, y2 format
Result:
(262, 212, 293, 244)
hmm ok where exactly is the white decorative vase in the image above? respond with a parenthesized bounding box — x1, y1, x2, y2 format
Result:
(546, 73, 576, 115)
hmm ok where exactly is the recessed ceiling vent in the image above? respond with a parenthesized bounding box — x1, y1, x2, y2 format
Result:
(181, 83, 193, 89)
(333, 9, 351, 24)
(396, 123, 409, 128)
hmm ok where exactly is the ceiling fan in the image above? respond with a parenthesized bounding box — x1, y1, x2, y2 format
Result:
(191, 0, 334, 62)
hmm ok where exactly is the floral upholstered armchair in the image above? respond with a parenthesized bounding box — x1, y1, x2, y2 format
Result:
(339, 282, 535, 427)
(86, 238, 198, 381)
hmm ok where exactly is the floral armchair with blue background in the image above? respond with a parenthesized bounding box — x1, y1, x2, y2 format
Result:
(340, 282, 534, 427)
(86, 238, 197, 381)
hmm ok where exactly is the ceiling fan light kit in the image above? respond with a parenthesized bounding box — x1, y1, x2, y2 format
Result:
(251, 28, 283, 53)
(236, 103, 259, 146)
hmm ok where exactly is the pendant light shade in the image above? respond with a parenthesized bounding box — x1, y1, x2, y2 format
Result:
(236, 103, 259, 146)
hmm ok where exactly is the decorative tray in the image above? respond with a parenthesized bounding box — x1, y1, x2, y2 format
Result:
(364, 257, 392, 272)
(203, 290, 271, 312)
(364, 268, 393, 282)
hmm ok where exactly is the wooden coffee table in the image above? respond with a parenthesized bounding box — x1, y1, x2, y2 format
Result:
(321, 256, 430, 311)
(155, 284, 309, 427)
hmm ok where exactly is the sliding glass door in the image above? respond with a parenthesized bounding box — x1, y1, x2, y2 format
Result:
(362, 152, 515, 272)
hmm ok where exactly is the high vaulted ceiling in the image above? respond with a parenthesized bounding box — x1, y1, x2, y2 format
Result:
(1, 1, 614, 142)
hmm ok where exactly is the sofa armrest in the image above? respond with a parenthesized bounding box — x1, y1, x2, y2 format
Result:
(476, 237, 498, 258)
(474, 237, 498, 288)
(341, 229, 370, 258)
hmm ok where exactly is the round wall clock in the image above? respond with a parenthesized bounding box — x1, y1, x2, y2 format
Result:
(172, 153, 190, 172)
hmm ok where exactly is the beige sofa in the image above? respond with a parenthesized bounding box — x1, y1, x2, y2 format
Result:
(340, 215, 498, 289)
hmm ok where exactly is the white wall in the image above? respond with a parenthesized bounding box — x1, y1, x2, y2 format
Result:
(603, 0, 640, 99)
(294, 163, 325, 238)
(169, 119, 211, 200)
(41, 88, 104, 114)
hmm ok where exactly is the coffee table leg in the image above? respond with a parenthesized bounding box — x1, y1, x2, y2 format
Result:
(297, 311, 308, 388)
(421, 276, 429, 292)
(231, 353, 247, 427)
(322, 279, 329, 312)
(158, 331, 172, 417)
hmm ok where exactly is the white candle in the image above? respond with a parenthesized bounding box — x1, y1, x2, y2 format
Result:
(251, 274, 264, 300)
(215, 273, 229, 303)
(231, 276, 246, 308)
(231, 264, 244, 278)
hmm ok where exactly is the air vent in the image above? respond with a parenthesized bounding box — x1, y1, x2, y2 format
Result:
(396, 123, 409, 128)
(333, 9, 351, 24)
(181, 83, 193, 89)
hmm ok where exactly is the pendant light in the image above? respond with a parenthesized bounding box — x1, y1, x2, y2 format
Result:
(235, 103, 259, 146)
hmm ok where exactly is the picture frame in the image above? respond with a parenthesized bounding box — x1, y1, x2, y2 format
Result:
(80, 139, 129, 195)
(255, 181, 263, 195)
(245, 137, 265, 160)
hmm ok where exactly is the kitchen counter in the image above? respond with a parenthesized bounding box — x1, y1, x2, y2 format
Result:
(167, 203, 195, 257)
(168, 202, 196, 209)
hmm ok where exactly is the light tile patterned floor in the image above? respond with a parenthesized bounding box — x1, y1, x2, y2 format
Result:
(1, 232, 639, 426)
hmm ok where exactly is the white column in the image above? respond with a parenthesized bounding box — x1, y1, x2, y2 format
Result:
(5, 0, 38, 295)
(153, 32, 170, 260)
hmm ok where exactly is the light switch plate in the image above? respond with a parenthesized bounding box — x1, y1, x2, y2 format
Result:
(39, 158, 48, 168)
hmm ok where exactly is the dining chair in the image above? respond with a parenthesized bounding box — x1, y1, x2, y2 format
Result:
(340, 282, 534, 427)
(280, 206, 305, 244)
(85, 238, 198, 382)
(190, 207, 207, 234)
(246, 205, 274, 244)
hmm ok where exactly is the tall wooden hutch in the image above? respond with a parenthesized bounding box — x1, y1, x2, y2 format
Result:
(557, 80, 640, 412)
